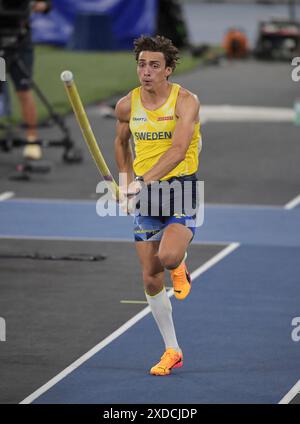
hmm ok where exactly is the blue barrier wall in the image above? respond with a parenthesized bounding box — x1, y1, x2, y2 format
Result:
(31, 0, 157, 49)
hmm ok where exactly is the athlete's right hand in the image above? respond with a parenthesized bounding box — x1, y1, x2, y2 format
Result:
(115, 185, 136, 215)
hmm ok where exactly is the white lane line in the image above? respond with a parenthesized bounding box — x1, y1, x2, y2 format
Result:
(189, 242, 240, 281)
(284, 194, 300, 210)
(120, 300, 148, 304)
(8, 197, 98, 205)
(200, 105, 294, 123)
(19, 242, 239, 404)
(91, 104, 294, 123)
(0, 235, 229, 246)
(0, 192, 15, 201)
(2, 197, 287, 210)
(278, 379, 300, 404)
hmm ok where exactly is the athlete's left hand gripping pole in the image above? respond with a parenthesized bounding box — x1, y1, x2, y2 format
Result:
(60, 70, 119, 201)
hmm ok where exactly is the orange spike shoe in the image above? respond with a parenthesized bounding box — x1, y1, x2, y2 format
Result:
(170, 253, 191, 300)
(150, 348, 183, 376)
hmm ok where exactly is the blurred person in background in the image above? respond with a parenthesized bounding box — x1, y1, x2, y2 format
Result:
(5, 0, 52, 160)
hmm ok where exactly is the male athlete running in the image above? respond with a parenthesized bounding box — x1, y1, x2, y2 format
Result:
(114, 35, 202, 376)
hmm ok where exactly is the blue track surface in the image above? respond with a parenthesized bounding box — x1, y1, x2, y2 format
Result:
(1, 198, 300, 403)
(33, 245, 300, 404)
(1, 199, 300, 247)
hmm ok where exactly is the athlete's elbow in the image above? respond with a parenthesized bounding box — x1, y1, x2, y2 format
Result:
(173, 147, 186, 163)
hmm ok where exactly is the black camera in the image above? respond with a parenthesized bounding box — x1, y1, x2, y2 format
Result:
(0, 0, 31, 49)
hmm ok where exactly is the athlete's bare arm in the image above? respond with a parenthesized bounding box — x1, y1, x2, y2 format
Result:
(114, 93, 135, 187)
(143, 88, 200, 184)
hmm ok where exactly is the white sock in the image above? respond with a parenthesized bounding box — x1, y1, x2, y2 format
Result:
(145, 287, 181, 353)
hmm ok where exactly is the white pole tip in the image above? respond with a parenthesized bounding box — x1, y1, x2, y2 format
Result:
(61, 70, 73, 83)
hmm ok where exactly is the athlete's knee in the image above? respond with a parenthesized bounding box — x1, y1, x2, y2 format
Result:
(143, 272, 163, 296)
(158, 250, 181, 270)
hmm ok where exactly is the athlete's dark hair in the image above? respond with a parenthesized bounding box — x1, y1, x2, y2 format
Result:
(134, 35, 179, 71)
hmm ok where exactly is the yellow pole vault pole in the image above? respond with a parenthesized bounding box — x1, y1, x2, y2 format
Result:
(60, 70, 119, 200)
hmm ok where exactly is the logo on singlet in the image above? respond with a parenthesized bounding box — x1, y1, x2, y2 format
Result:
(157, 116, 174, 121)
(132, 117, 147, 122)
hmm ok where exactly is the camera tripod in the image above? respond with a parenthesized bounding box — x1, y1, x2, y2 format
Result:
(0, 47, 83, 180)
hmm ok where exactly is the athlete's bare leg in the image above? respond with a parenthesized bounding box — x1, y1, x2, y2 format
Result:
(158, 223, 193, 270)
(17, 89, 41, 160)
(135, 240, 164, 295)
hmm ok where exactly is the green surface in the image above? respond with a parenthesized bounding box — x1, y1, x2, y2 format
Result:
(4, 46, 206, 123)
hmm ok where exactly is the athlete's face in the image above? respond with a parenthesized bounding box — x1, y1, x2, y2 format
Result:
(137, 51, 172, 90)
